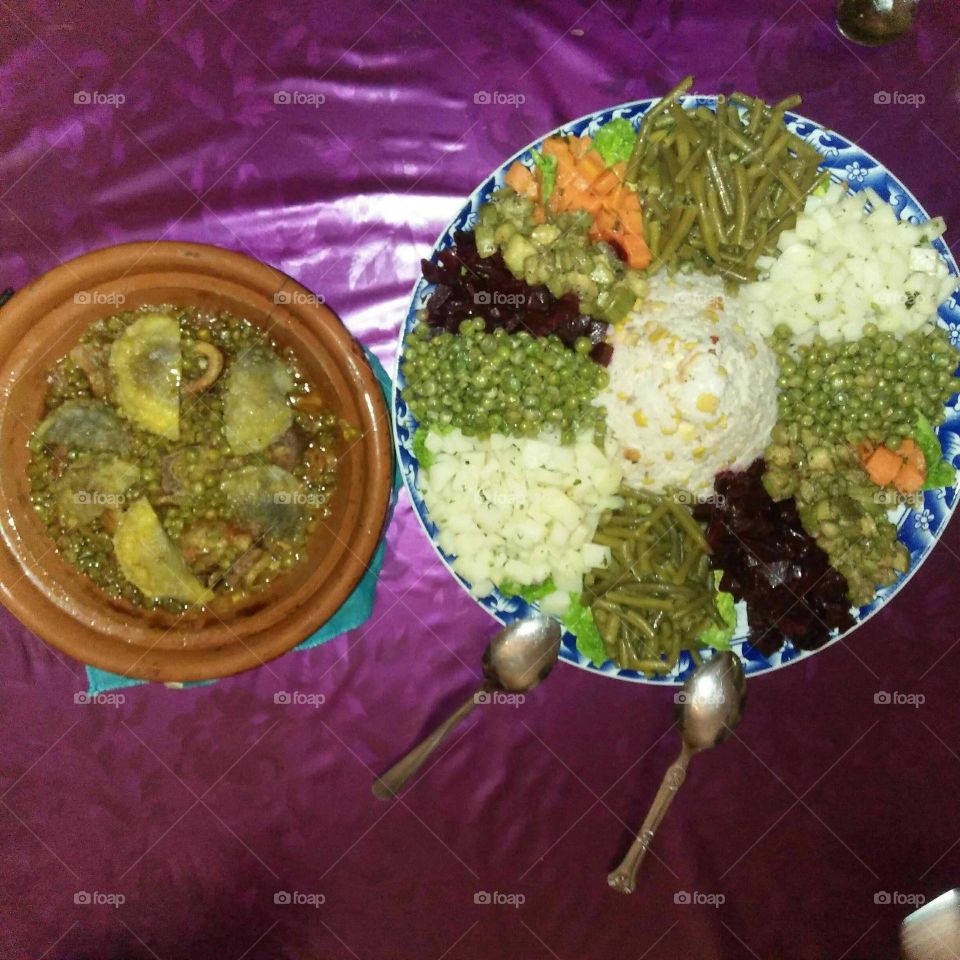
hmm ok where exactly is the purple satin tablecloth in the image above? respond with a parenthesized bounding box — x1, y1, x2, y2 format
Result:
(2, 2, 960, 958)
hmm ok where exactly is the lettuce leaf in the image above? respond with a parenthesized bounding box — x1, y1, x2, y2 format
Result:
(530, 151, 557, 202)
(563, 592, 606, 666)
(498, 577, 556, 603)
(592, 117, 636, 167)
(915, 413, 956, 490)
(412, 427, 433, 470)
(927, 461, 956, 489)
(697, 575, 737, 651)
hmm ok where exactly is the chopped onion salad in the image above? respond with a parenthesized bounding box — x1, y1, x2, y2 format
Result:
(742, 183, 958, 343)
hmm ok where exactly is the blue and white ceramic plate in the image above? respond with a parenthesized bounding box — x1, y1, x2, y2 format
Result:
(394, 96, 960, 684)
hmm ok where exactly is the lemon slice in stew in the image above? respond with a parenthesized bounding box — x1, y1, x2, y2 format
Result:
(114, 498, 213, 604)
(109, 312, 182, 441)
(35, 399, 130, 452)
(54, 455, 140, 530)
(221, 463, 305, 537)
(223, 348, 293, 454)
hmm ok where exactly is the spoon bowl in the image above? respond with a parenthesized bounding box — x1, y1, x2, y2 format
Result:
(483, 615, 563, 692)
(373, 616, 561, 800)
(677, 650, 747, 751)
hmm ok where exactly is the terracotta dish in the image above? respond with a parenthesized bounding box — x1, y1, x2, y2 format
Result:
(0, 241, 392, 681)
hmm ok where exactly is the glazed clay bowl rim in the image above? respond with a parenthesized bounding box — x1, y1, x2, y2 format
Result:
(0, 240, 392, 682)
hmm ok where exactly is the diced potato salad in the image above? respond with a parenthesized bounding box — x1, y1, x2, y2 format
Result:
(420, 429, 621, 606)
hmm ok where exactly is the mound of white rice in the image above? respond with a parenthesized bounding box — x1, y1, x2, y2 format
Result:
(600, 273, 779, 494)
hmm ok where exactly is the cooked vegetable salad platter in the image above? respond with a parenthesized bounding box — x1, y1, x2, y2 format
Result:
(394, 79, 960, 683)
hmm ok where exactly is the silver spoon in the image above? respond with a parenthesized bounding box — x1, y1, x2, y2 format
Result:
(902, 889, 960, 960)
(372, 615, 562, 800)
(608, 650, 747, 894)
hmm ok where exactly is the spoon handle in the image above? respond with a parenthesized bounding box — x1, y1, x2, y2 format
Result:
(607, 745, 692, 894)
(372, 685, 488, 800)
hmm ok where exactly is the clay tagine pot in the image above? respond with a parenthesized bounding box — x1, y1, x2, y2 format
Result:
(0, 241, 392, 681)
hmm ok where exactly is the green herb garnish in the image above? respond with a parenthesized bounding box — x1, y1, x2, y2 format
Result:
(592, 117, 636, 166)
(531, 150, 557, 202)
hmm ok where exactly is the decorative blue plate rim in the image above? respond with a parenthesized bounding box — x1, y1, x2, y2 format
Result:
(393, 95, 960, 685)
